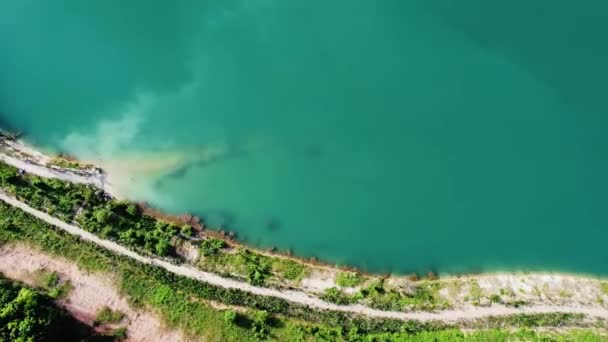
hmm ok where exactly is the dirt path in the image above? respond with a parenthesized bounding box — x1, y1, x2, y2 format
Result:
(1, 192, 607, 322)
(0, 244, 183, 342)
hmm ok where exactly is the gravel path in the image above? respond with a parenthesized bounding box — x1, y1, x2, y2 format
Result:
(1, 192, 607, 322)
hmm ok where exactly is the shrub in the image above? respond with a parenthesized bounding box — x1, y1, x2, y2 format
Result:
(336, 272, 364, 287)
(224, 310, 237, 324)
(181, 224, 193, 237)
(95, 209, 111, 224)
(321, 287, 356, 305)
(95, 306, 125, 325)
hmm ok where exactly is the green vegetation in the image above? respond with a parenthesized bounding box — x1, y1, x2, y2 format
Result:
(199, 246, 307, 285)
(0, 161, 181, 257)
(95, 306, 125, 325)
(601, 282, 608, 296)
(224, 310, 238, 324)
(336, 272, 365, 287)
(200, 237, 227, 256)
(32, 269, 73, 299)
(354, 279, 449, 311)
(48, 158, 92, 170)
(321, 287, 359, 305)
(181, 224, 194, 237)
(0, 274, 104, 341)
(466, 280, 484, 305)
(0, 275, 61, 341)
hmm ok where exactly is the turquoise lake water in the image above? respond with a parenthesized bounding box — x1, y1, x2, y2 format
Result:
(1, 1, 607, 275)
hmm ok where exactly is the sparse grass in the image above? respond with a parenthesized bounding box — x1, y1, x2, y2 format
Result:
(111, 327, 127, 340)
(600, 282, 608, 296)
(33, 269, 60, 288)
(489, 294, 501, 304)
(48, 282, 72, 299)
(271, 258, 307, 281)
(32, 269, 72, 299)
(95, 306, 125, 325)
(467, 281, 483, 305)
(336, 272, 364, 287)
(447, 280, 463, 298)
(200, 247, 307, 285)
(200, 237, 226, 257)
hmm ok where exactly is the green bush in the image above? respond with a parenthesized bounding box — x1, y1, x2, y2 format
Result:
(336, 272, 364, 287)
(95, 306, 125, 325)
(200, 237, 227, 256)
(181, 224, 193, 237)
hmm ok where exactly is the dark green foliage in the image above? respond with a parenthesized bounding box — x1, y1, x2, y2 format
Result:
(0, 274, 103, 342)
(95, 209, 111, 224)
(125, 204, 138, 217)
(0, 277, 58, 342)
(32, 270, 72, 299)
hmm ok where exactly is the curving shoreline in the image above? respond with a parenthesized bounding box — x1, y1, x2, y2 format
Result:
(1, 133, 608, 323)
(2, 191, 608, 322)
(0, 133, 606, 282)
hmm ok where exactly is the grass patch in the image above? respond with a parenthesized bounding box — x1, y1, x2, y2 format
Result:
(466, 280, 483, 305)
(336, 272, 364, 287)
(271, 258, 307, 281)
(95, 306, 125, 325)
(358, 279, 450, 311)
(32, 269, 72, 299)
(600, 282, 608, 296)
(48, 158, 92, 170)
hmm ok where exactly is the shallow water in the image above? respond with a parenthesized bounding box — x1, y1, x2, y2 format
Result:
(1, 1, 607, 274)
